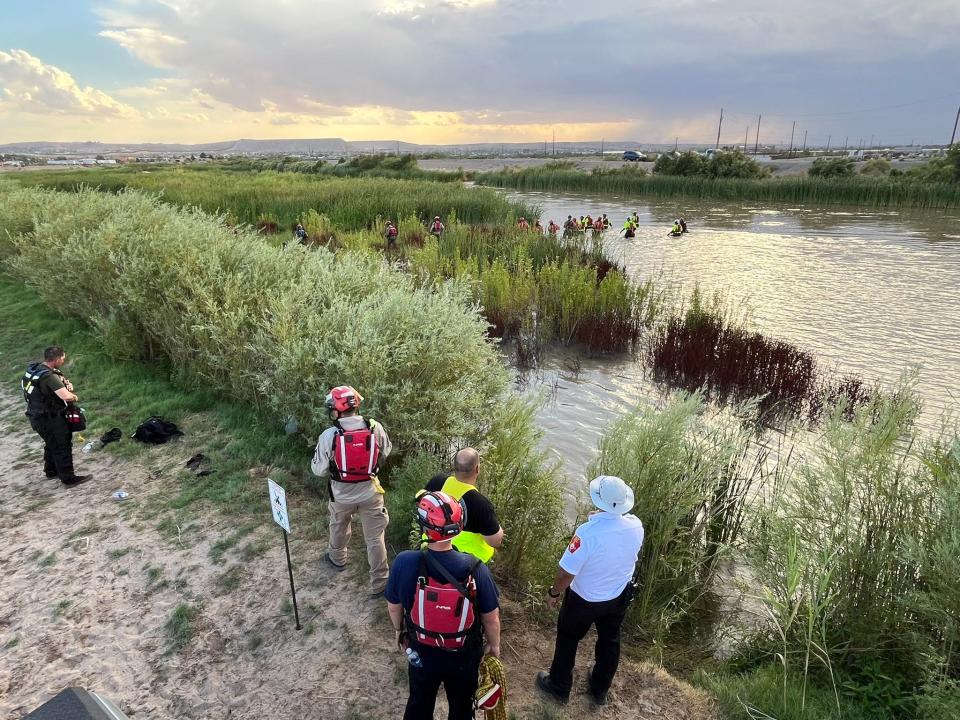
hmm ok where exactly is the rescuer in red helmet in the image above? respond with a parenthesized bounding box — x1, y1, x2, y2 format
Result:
(386, 491, 502, 719)
(311, 385, 393, 597)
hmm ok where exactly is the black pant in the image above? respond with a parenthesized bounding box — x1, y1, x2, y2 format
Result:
(405, 646, 482, 720)
(548, 586, 632, 695)
(29, 412, 75, 480)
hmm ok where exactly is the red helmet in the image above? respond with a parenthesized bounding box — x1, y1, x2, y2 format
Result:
(416, 491, 466, 542)
(325, 385, 363, 413)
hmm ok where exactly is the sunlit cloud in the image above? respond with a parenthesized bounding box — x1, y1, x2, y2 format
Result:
(3, 0, 959, 144)
(0, 49, 139, 119)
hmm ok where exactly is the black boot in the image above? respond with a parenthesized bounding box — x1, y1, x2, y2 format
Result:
(587, 669, 608, 705)
(535, 671, 569, 704)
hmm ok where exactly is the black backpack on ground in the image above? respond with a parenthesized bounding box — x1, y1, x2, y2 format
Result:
(132, 416, 184, 444)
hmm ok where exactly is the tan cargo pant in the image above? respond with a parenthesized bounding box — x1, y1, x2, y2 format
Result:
(327, 493, 390, 592)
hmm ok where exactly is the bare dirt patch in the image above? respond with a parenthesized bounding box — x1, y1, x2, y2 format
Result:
(0, 389, 713, 719)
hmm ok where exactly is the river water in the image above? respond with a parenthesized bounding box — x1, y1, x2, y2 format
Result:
(502, 190, 960, 495)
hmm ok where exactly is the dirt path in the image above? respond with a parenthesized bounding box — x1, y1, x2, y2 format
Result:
(0, 389, 714, 719)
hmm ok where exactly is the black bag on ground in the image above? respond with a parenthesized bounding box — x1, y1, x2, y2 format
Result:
(132, 416, 183, 444)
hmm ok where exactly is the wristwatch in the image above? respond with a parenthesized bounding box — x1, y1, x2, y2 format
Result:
(547, 588, 561, 598)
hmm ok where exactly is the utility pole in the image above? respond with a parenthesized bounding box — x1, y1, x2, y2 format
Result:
(788, 121, 796, 157)
(715, 107, 724, 149)
(754, 114, 762, 155)
(674, 136, 679, 152)
(950, 103, 960, 146)
(843, 136, 849, 152)
(802, 129, 807, 153)
(826, 135, 831, 153)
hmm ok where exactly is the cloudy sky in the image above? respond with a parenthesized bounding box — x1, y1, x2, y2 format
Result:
(1, 0, 959, 145)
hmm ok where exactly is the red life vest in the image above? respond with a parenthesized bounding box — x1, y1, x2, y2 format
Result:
(387, 226, 398, 238)
(331, 419, 380, 483)
(431, 221, 443, 233)
(407, 552, 482, 651)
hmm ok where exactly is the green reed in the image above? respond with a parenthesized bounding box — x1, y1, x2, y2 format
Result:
(15, 167, 532, 229)
(477, 167, 960, 208)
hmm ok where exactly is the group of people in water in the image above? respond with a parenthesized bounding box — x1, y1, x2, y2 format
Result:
(368, 212, 691, 248)
(529, 212, 691, 239)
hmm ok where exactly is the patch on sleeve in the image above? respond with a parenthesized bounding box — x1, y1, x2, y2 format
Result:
(568, 535, 581, 553)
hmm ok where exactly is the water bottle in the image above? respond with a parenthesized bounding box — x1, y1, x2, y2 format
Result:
(405, 647, 423, 668)
(81, 439, 102, 454)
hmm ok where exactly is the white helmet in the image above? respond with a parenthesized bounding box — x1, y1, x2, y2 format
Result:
(589, 475, 634, 515)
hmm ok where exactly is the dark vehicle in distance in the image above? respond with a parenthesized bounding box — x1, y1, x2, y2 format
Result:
(622, 150, 647, 162)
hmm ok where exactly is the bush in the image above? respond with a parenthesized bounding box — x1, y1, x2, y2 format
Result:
(906, 145, 960, 184)
(860, 158, 892, 177)
(1, 186, 510, 451)
(809, 157, 855, 178)
(654, 151, 707, 176)
(654, 150, 766, 179)
(704, 151, 769, 179)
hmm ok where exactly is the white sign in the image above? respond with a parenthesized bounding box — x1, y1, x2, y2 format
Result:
(268, 478, 291, 534)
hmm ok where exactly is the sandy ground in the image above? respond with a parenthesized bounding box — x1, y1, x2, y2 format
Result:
(0, 388, 714, 720)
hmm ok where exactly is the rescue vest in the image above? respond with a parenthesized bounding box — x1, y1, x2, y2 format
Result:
(331, 419, 380, 483)
(21, 363, 58, 416)
(387, 226, 398, 238)
(431, 221, 443, 233)
(441, 476, 496, 563)
(406, 551, 482, 651)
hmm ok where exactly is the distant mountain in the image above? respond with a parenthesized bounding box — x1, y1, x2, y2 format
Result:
(0, 137, 665, 157)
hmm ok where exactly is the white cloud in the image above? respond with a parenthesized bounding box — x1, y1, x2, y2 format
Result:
(98, 27, 185, 68)
(0, 49, 139, 118)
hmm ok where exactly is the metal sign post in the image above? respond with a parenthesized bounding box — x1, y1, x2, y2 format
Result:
(268, 478, 301, 630)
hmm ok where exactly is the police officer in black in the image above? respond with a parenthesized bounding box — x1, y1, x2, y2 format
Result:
(22, 346, 90, 486)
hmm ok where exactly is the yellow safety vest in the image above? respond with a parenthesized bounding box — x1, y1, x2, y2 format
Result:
(441, 476, 496, 563)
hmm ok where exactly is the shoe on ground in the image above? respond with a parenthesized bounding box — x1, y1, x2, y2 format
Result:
(45, 471, 59, 479)
(325, 552, 347, 572)
(586, 685, 608, 706)
(535, 671, 569, 704)
(587, 669, 608, 705)
(61, 475, 92, 487)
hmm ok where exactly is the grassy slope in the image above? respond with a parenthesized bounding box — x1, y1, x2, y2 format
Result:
(0, 272, 318, 522)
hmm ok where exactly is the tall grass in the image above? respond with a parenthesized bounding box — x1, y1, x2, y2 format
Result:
(477, 167, 960, 209)
(0, 183, 510, 451)
(15, 167, 532, 229)
(745, 383, 960, 715)
(591, 393, 762, 652)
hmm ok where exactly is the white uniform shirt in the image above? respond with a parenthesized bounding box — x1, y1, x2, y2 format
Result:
(559, 511, 644, 602)
(311, 415, 392, 504)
